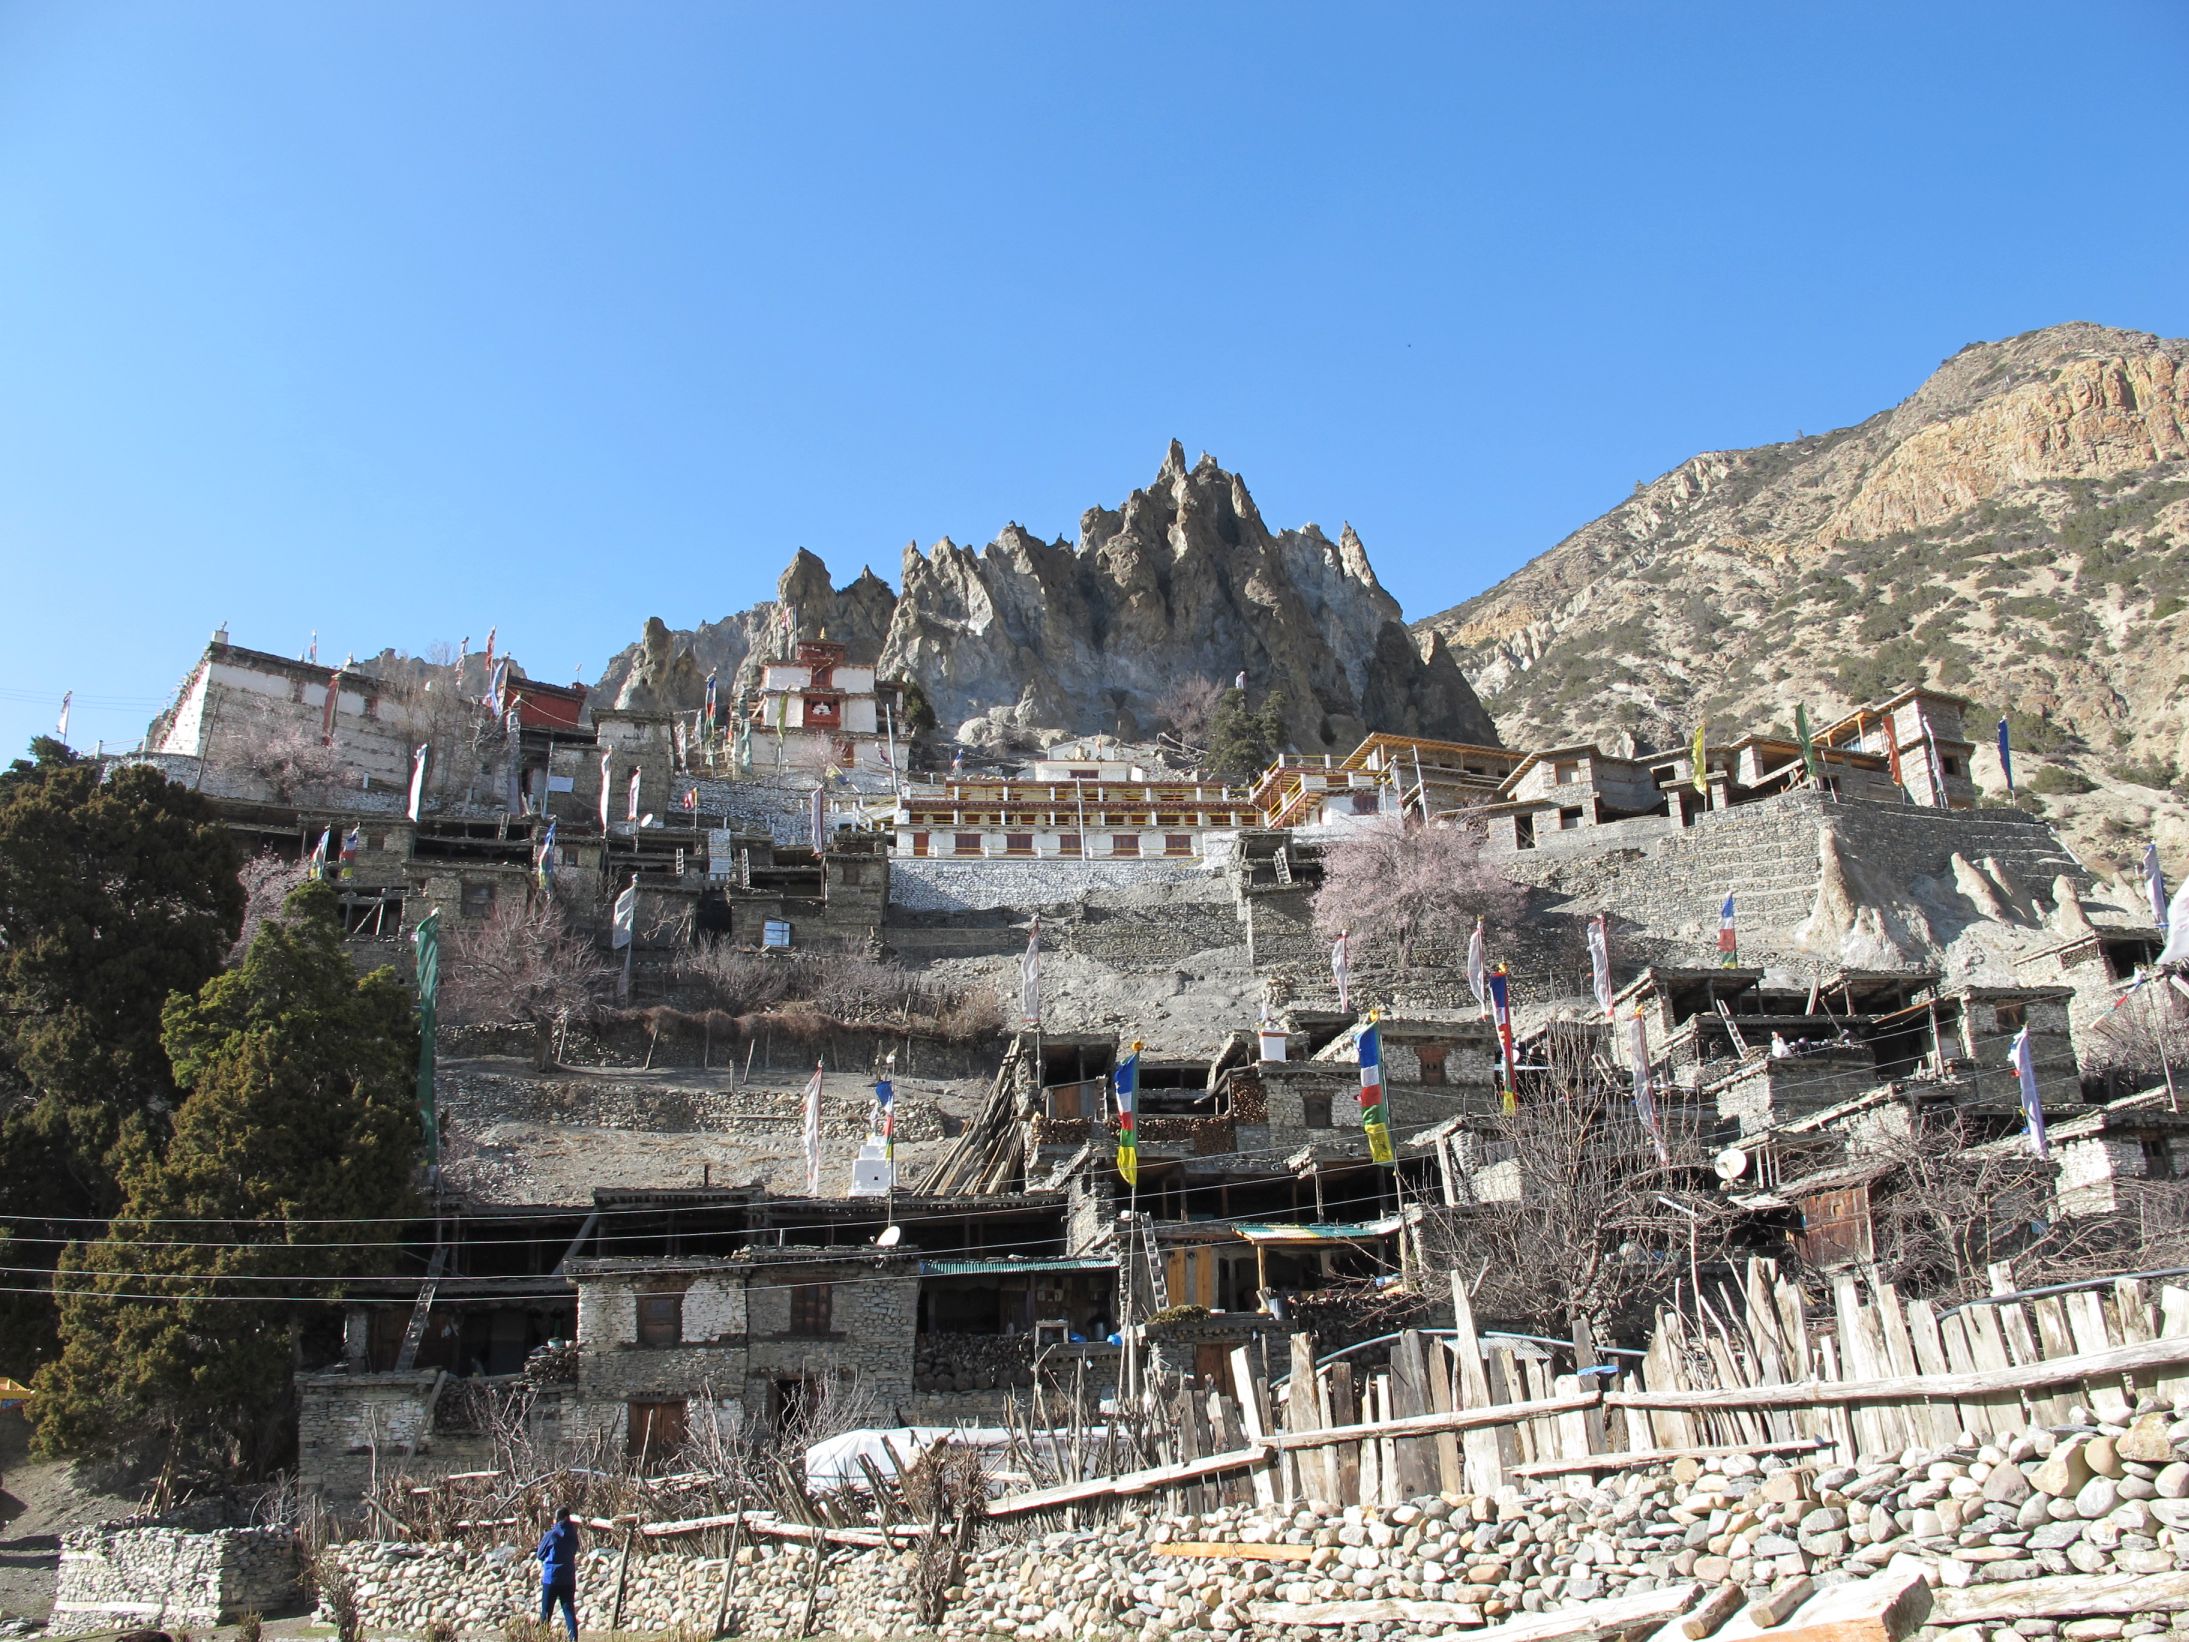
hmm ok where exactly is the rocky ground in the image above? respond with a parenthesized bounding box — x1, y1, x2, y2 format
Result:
(0, 1415, 145, 1630)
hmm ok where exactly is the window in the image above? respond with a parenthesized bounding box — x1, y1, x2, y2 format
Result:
(637, 1291, 684, 1348)
(627, 1398, 688, 1459)
(1559, 806, 1584, 830)
(1156, 813, 1181, 827)
(1995, 1004, 2028, 1034)
(954, 832, 982, 857)
(1112, 834, 1140, 857)
(1417, 1045, 1448, 1086)
(1302, 1092, 1333, 1128)
(1351, 791, 1380, 815)
(2143, 1137, 2177, 1181)
(910, 831, 929, 857)
(1057, 831, 1082, 857)
(1164, 834, 1192, 857)
(461, 881, 496, 919)
(789, 1282, 833, 1336)
(1515, 814, 1536, 850)
(1005, 832, 1034, 856)
(1942, 757, 1964, 777)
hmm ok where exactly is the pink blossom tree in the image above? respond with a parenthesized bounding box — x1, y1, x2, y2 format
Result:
(1311, 813, 1525, 973)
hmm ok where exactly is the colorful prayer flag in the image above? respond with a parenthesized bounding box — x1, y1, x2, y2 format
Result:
(1113, 1042, 1140, 1187)
(1998, 717, 2015, 794)
(1487, 965, 1518, 1113)
(340, 826, 361, 879)
(1587, 914, 1614, 1018)
(1357, 1015, 1394, 1165)
(803, 1061, 824, 1195)
(2010, 1026, 2048, 1160)
(1331, 930, 1352, 1014)
(307, 827, 331, 878)
(874, 1060, 896, 1166)
(704, 669, 719, 725)
(1718, 892, 1738, 968)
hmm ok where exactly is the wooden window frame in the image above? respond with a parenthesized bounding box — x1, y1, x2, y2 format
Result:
(637, 1290, 684, 1348)
(788, 1281, 833, 1337)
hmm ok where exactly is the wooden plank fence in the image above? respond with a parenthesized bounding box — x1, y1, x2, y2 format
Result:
(993, 1259, 2189, 1516)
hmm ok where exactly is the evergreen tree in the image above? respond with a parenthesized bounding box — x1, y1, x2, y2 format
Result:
(32, 881, 420, 1482)
(1205, 686, 1289, 785)
(0, 738, 244, 1360)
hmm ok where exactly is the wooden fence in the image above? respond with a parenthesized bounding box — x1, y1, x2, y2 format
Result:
(992, 1258, 2189, 1517)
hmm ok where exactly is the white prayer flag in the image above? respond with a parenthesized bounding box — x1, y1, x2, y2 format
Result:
(611, 881, 637, 951)
(2160, 877, 2189, 969)
(1587, 915, 1614, 1018)
(803, 1062, 824, 1196)
(1330, 930, 1352, 1014)
(599, 751, 614, 833)
(2010, 1026, 2049, 1159)
(407, 743, 429, 821)
(1467, 918, 1487, 1018)
(1020, 917, 1042, 1028)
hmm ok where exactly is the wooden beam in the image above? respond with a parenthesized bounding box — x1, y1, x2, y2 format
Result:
(1930, 1571, 2189, 1623)
(1709, 1569, 1930, 1642)
(1253, 1584, 1700, 1638)
(1152, 1542, 1315, 1562)
(1511, 1437, 1828, 1478)
(988, 1445, 1270, 1517)
(1604, 1334, 2189, 1411)
(1266, 1390, 1601, 1451)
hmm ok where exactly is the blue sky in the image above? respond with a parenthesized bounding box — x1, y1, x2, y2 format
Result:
(3, 2, 2185, 757)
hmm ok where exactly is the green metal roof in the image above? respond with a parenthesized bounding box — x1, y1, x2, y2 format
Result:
(918, 1255, 1117, 1277)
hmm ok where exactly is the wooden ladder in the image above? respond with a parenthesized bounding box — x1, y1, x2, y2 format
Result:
(1139, 1214, 1170, 1313)
(393, 1241, 450, 1372)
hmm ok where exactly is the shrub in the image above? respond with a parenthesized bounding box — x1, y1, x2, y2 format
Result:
(2026, 766, 2095, 796)
(2110, 758, 2182, 791)
(236, 1615, 263, 1642)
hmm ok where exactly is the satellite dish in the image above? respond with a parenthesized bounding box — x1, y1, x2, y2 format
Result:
(640, 812, 657, 828)
(1714, 1147, 1750, 1182)
(876, 1224, 903, 1247)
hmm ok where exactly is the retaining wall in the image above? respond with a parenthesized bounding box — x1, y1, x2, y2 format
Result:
(55, 1523, 298, 1628)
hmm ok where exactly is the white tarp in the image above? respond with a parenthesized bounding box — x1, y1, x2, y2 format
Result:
(803, 1425, 1108, 1494)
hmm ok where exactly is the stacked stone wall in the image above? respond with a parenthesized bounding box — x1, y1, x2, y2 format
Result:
(55, 1523, 297, 1628)
(888, 858, 1202, 914)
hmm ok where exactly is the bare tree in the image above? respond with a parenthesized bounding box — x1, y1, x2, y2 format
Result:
(1312, 812, 1526, 972)
(1154, 674, 1227, 751)
(1420, 1041, 1736, 1337)
(440, 894, 614, 1067)
(213, 720, 354, 804)
(2081, 981, 2189, 1095)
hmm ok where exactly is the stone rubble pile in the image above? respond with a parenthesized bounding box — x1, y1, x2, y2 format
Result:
(320, 1399, 2189, 1641)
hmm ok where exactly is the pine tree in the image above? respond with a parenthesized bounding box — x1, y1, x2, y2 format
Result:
(0, 737, 244, 1360)
(1205, 687, 1288, 785)
(31, 881, 421, 1482)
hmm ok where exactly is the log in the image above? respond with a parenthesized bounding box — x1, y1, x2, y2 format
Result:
(1710, 1570, 1929, 1642)
(1744, 1575, 1814, 1627)
(1511, 1438, 1828, 1479)
(1930, 1571, 2189, 1623)
(1266, 1391, 1601, 1450)
(1151, 1541, 1315, 1562)
(1248, 1586, 1701, 1639)
(1603, 1334, 2189, 1411)
(988, 1444, 1270, 1516)
(1645, 1582, 1742, 1641)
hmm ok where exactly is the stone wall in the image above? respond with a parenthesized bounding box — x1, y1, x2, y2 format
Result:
(888, 858, 1202, 914)
(316, 1394, 2189, 1642)
(55, 1523, 297, 1628)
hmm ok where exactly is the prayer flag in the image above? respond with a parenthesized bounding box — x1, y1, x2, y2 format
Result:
(413, 909, 440, 1161)
(611, 879, 637, 950)
(307, 827, 331, 878)
(1887, 722, 1905, 789)
(951, 748, 964, 776)
(599, 751, 614, 832)
(1624, 1007, 1670, 1164)
(2160, 877, 2189, 970)
(1331, 930, 1352, 1014)
(1587, 914, 1614, 1018)
(735, 716, 752, 775)
(322, 668, 341, 744)
(1234, 670, 1247, 691)
(1020, 917, 1042, 1028)
(408, 743, 429, 821)
(536, 819, 557, 892)
(1691, 724, 1707, 795)
(1998, 717, 2015, 794)
(1488, 965, 1518, 1113)
(874, 1062, 896, 1165)
(2010, 1026, 2049, 1160)
(340, 826, 361, 879)
(1718, 892, 1738, 968)
(803, 1062, 824, 1196)
(1357, 1016, 1394, 1165)
(56, 691, 70, 742)
(810, 785, 827, 853)
(486, 659, 509, 718)
(1467, 918, 1488, 1018)
(1114, 1043, 1140, 1187)
(1796, 704, 1820, 784)
(704, 669, 719, 724)
(2148, 842, 2170, 933)
(627, 766, 641, 823)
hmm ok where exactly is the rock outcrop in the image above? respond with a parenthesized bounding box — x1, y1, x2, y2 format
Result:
(1416, 322, 2189, 876)
(596, 445, 1498, 754)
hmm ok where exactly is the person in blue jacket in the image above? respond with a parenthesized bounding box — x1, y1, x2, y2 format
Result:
(536, 1506, 580, 1639)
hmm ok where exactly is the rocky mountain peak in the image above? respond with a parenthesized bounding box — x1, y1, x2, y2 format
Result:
(596, 445, 1497, 756)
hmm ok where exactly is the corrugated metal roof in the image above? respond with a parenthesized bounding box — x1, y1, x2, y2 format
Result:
(918, 1255, 1117, 1277)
